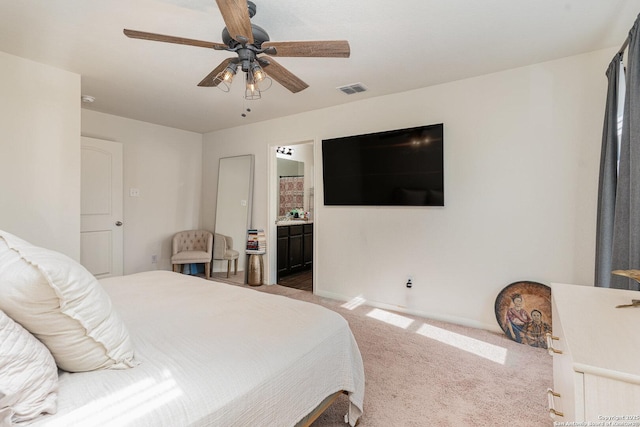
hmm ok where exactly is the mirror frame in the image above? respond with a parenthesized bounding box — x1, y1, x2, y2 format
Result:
(214, 154, 254, 281)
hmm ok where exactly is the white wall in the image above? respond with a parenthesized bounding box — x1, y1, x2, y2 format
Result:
(202, 48, 613, 330)
(0, 51, 81, 259)
(0, 45, 611, 330)
(82, 110, 203, 274)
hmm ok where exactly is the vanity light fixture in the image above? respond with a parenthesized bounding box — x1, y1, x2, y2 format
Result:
(276, 146, 294, 156)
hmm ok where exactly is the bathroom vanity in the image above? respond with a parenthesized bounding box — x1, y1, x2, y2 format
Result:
(277, 221, 313, 280)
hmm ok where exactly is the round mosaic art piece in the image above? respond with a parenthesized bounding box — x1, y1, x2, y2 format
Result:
(495, 281, 552, 349)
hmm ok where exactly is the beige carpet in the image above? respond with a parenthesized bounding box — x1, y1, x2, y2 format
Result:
(246, 283, 553, 427)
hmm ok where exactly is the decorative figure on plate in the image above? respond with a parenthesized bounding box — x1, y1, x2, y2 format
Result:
(505, 293, 532, 343)
(522, 309, 552, 348)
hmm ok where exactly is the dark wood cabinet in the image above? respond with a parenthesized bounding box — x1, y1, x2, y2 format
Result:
(288, 225, 304, 272)
(277, 226, 289, 278)
(277, 223, 313, 280)
(303, 224, 313, 268)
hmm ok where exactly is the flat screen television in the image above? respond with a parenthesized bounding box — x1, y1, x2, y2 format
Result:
(322, 123, 444, 206)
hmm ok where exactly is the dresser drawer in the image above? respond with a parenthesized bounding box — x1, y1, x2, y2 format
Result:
(549, 301, 582, 421)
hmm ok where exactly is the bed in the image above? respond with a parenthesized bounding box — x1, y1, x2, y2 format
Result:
(0, 231, 364, 427)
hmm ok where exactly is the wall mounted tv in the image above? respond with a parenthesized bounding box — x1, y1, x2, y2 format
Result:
(322, 123, 444, 206)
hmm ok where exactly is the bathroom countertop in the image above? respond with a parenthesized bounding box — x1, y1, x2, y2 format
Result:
(276, 219, 313, 226)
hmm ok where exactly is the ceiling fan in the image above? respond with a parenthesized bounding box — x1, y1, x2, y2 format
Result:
(123, 0, 350, 97)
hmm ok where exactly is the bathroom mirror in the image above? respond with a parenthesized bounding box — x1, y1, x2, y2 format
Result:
(277, 143, 314, 219)
(277, 158, 304, 217)
(214, 155, 254, 280)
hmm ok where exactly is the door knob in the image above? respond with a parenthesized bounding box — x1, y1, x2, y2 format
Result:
(115, 221, 123, 226)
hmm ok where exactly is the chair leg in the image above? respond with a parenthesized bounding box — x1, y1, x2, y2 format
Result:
(234, 259, 238, 275)
(205, 262, 210, 280)
(227, 260, 231, 278)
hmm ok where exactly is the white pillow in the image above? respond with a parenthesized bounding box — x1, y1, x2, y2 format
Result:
(0, 310, 58, 424)
(0, 407, 11, 427)
(0, 230, 137, 372)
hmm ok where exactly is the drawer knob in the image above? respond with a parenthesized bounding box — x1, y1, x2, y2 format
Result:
(546, 333, 563, 355)
(547, 388, 564, 418)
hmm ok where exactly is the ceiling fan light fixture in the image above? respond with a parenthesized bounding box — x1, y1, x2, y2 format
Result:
(250, 63, 265, 83)
(221, 63, 238, 83)
(245, 88, 261, 100)
(212, 62, 239, 92)
(244, 71, 261, 100)
(243, 61, 273, 100)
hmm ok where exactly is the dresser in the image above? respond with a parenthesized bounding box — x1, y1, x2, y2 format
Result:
(548, 283, 640, 422)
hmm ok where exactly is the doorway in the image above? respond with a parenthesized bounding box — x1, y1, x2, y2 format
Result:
(80, 136, 124, 278)
(269, 140, 315, 291)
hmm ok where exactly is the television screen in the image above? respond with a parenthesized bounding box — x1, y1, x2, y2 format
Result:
(322, 123, 444, 206)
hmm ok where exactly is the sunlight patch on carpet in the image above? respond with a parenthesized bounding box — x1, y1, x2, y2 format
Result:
(415, 323, 508, 364)
(45, 369, 184, 426)
(366, 308, 414, 329)
(341, 295, 367, 310)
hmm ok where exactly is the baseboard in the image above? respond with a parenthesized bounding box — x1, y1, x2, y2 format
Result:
(314, 289, 501, 333)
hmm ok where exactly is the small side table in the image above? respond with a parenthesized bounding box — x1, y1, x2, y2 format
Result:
(246, 250, 265, 286)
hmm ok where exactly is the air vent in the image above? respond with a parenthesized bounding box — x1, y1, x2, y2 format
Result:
(337, 82, 368, 95)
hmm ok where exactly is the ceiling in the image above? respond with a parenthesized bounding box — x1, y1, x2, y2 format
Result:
(1, 0, 639, 134)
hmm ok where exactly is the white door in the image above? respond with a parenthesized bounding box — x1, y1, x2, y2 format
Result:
(80, 137, 124, 278)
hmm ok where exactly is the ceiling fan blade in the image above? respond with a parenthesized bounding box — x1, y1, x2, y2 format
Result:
(261, 56, 309, 93)
(198, 58, 236, 87)
(215, 0, 254, 44)
(123, 29, 227, 50)
(262, 40, 350, 58)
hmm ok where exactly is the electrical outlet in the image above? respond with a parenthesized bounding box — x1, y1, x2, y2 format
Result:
(151, 255, 158, 264)
(406, 276, 413, 288)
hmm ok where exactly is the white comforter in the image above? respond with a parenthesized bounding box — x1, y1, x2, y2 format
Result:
(30, 271, 364, 427)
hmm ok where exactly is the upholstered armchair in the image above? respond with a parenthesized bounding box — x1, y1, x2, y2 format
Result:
(213, 233, 239, 278)
(171, 230, 213, 280)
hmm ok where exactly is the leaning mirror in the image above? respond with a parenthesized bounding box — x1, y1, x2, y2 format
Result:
(213, 155, 254, 283)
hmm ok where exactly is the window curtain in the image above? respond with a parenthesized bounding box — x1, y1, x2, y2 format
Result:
(594, 53, 623, 288)
(596, 15, 640, 290)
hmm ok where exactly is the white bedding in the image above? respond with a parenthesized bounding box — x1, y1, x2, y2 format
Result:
(29, 271, 364, 427)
